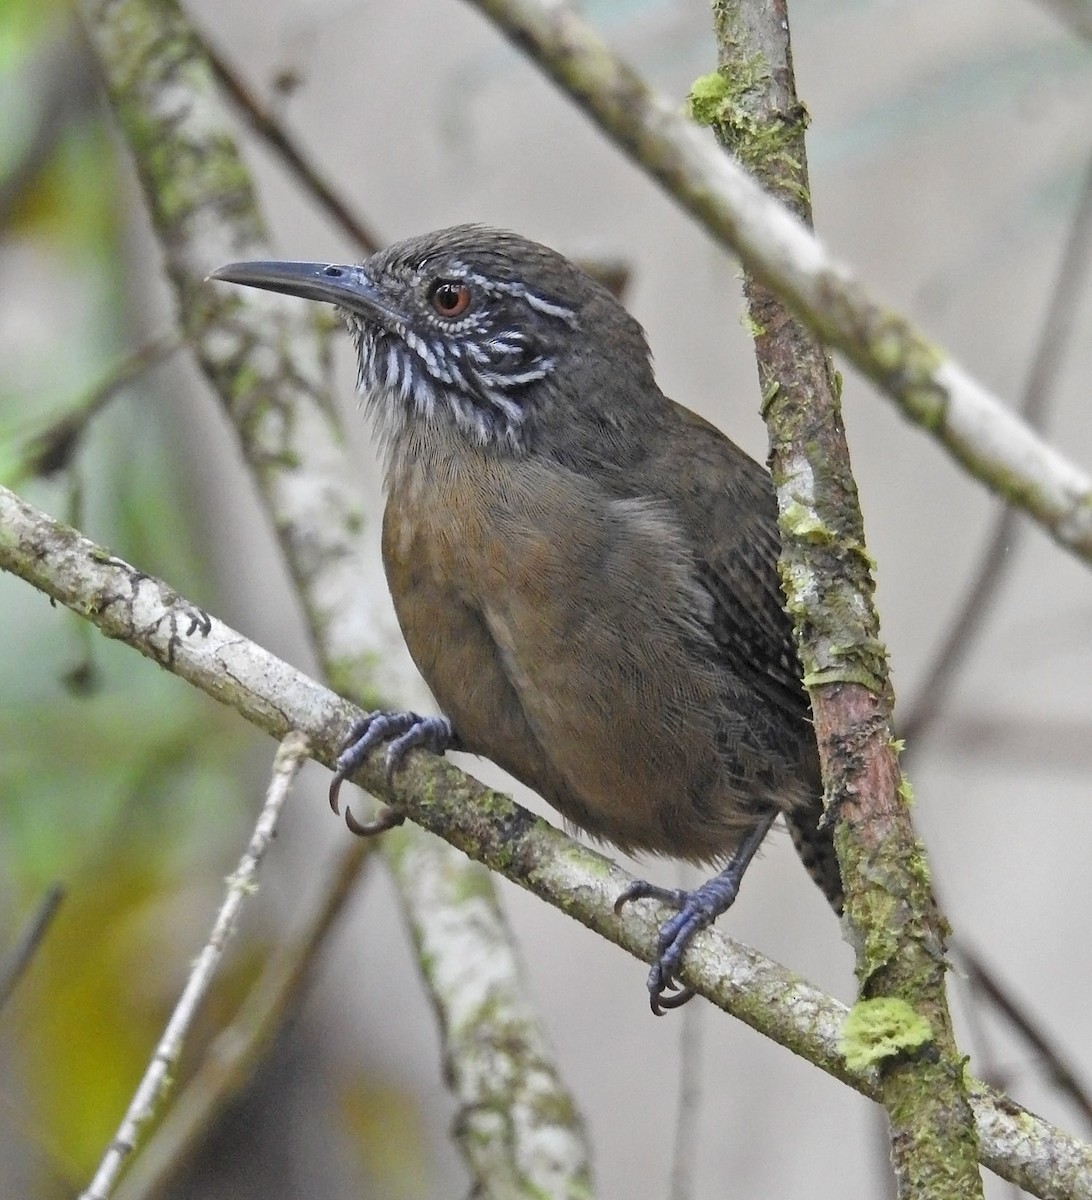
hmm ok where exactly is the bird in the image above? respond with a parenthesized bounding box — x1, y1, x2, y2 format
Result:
(210, 225, 843, 1012)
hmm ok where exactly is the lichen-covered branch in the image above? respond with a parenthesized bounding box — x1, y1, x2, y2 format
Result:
(2, 483, 1090, 1200)
(384, 832, 594, 1198)
(75, 1, 592, 1194)
(462, 0, 1092, 567)
(701, 1, 982, 1195)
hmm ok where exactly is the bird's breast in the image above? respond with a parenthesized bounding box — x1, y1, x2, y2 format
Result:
(378, 440, 779, 860)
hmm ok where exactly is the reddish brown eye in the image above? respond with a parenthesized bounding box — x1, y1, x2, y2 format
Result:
(429, 280, 472, 318)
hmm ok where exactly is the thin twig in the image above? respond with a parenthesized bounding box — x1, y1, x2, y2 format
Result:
(902, 150, 1092, 743)
(199, 25, 632, 297)
(113, 838, 376, 1200)
(0, 885, 65, 1012)
(79, 732, 311, 1200)
(10, 334, 182, 485)
(2, 483, 1090, 1200)
(200, 33, 382, 255)
(955, 940, 1092, 1133)
(950, 976, 1024, 1200)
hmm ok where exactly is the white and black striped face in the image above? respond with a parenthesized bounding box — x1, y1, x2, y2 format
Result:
(211, 226, 586, 452)
(344, 227, 582, 451)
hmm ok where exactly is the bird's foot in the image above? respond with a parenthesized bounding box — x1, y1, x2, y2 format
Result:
(614, 813, 777, 1014)
(614, 874, 745, 1014)
(328, 710, 458, 836)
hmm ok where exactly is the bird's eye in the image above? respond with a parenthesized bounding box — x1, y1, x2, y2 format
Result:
(429, 280, 472, 318)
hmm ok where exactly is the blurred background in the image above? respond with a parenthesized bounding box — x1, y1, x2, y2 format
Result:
(1, 0, 1090, 1196)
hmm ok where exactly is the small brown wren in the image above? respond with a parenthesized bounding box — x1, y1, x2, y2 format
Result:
(211, 226, 842, 1012)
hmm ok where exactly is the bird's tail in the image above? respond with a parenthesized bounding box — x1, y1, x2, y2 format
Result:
(785, 798, 844, 914)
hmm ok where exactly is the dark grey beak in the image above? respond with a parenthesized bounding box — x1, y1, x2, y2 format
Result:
(208, 259, 399, 321)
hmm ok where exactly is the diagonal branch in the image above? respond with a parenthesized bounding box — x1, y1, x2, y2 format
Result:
(461, 0, 1092, 567)
(199, 32, 382, 256)
(8, 334, 182, 485)
(1034, 0, 1092, 44)
(0, 886, 66, 1014)
(2, 482, 1090, 1199)
(76, 1, 593, 1194)
(113, 839, 377, 1200)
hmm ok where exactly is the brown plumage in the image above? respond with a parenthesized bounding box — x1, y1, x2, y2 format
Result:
(211, 226, 842, 1012)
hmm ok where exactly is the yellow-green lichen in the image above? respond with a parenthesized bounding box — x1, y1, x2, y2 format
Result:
(905, 841, 932, 890)
(687, 55, 808, 203)
(780, 500, 836, 545)
(741, 310, 767, 340)
(686, 72, 732, 125)
(841, 998, 933, 1071)
(850, 885, 901, 982)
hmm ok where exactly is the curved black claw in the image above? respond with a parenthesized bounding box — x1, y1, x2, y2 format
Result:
(615, 814, 777, 1014)
(328, 709, 458, 835)
(615, 880, 715, 1013)
(343, 803, 405, 838)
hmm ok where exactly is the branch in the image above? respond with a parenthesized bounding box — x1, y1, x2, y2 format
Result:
(75, 1, 593, 1194)
(668, 1000, 704, 1200)
(199, 32, 382, 256)
(0, 885, 65, 1013)
(7, 334, 181, 485)
(955, 940, 1092, 1133)
(383, 832, 594, 1196)
(460, 0, 1092, 567)
(1035, 0, 1092, 43)
(702, 1, 981, 1194)
(198, 22, 628, 293)
(2, 484, 1090, 1198)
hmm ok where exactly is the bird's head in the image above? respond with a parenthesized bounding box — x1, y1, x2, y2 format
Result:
(211, 225, 654, 457)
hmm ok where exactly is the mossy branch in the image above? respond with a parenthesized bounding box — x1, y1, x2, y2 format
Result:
(704, 2, 982, 1195)
(75, 0, 592, 1194)
(3, 483, 1091, 1199)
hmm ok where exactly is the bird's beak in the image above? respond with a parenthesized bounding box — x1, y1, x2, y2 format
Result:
(208, 259, 401, 322)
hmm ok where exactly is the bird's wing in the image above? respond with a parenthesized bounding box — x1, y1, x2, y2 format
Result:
(602, 398, 811, 726)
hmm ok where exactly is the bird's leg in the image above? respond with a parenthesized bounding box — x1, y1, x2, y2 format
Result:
(615, 811, 778, 1014)
(328, 710, 462, 836)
